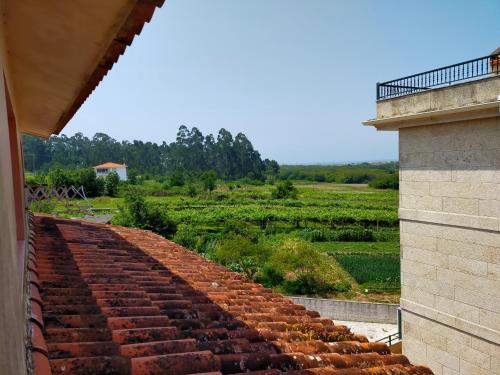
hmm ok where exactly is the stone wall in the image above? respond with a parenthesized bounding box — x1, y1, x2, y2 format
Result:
(288, 296, 399, 324)
(377, 75, 500, 119)
(399, 118, 500, 375)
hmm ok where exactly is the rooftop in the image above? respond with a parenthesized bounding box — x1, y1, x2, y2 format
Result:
(94, 163, 128, 169)
(28, 215, 432, 375)
(376, 50, 500, 101)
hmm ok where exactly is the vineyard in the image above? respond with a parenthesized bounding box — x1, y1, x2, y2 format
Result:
(45, 180, 401, 302)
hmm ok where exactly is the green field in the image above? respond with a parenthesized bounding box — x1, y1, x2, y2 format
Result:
(36, 181, 400, 301)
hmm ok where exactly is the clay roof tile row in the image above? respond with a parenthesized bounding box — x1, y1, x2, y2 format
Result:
(28, 214, 433, 375)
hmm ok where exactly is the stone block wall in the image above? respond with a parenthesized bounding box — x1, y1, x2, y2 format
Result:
(399, 117, 500, 375)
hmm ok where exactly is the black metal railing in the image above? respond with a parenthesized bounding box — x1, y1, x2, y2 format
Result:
(377, 52, 500, 100)
(376, 308, 402, 346)
(377, 331, 401, 346)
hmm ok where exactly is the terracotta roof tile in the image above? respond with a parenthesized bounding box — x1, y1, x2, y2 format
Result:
(94, 162, 128, 169)
(30, 214, 433, 375)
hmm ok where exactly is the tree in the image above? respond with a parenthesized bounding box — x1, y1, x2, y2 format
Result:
(113, 187, 176, 237)
(77, 168, 103, 197)
(169, 167, 185, 187)
(22, 126, 277, 180)
(272, 180, 298, 199)
(47, 168, 75, 187)
(200, 170, 217, 194)
(104, 172, 119, 197)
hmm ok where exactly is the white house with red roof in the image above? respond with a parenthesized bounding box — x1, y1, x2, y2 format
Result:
(94, 162, 128, 181)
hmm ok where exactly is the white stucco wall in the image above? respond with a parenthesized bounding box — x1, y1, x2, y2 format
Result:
(115, 167, 127, 181)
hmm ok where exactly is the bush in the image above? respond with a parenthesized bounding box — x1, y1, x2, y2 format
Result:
(170, 168, 185, 187)
(272, 180, 298, 199)
(265, 238, 350, 296)
(127, 169, 138, 184)
(29, 199, 55, 213)
(173, 224, 198, 249)
(214, 234, 271, 280)
(113, 187, 176, 237)
(77, 168, 103, 197)
(258, 264, 284, 287)
(47, 168, 75, 187)
(222, 220, 254, 241)
(215, 235, 269, 265)
(187, 184, 197, 197)
(369, 173, 399, 190)
(299, 228, 327, 242)
(104, 172, 120, 197)
(200, 170, 217, 193)
(25, 172, 46, 185)
(335, 228, 374, 242)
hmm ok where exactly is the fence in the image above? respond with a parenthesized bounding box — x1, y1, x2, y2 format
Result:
(377, 52, 500, 100)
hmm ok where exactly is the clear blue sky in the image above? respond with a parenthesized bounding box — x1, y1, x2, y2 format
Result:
(63, 0, 500, 164)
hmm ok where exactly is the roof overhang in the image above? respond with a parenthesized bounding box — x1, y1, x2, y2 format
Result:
(363, 100, 500, 131)
(0, 0, 164, 138)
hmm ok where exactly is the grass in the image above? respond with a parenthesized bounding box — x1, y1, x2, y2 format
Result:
(335, 254, 400, 290)
(313, 241, 399, 255)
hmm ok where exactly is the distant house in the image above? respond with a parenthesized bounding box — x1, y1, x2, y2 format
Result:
(94, 162, 128, 181)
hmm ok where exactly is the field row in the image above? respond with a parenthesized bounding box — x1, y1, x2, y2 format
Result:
(161, 205, 399, 225)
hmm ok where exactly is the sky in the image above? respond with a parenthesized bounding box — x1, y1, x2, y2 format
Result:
(62, 0, 500, 164)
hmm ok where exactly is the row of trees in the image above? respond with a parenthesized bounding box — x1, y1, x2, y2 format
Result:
(29, 168, 120, 197)
(23, 126, 280, 181)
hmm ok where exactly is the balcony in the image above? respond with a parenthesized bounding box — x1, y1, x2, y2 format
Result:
(377, 52, 500, 100)
(364, 51, 500, 130)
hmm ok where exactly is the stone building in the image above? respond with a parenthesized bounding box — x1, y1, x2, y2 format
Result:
(364, 49, 500, 374)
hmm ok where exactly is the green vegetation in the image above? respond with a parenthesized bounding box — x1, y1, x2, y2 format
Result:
(113, 188, 177, 237)
(280, 163, 398, 188)
(272, 180, 298, 199)
(22, 126, 280, 181)
(24, 128, 400, 301)
(335, 254, 400, 290)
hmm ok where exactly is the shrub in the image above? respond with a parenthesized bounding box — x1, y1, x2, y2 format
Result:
(335, 228, 374, 242)
(77, 168, 103, 197)
(215, 235, 268, 265)
(104, 172, 120, 197)
(113, 187, 176, 237)
(170, 168, 185, 187)
(187, 184, 197, 197)
(29, 199, 55, 213)
(25, 172, 46, 185)
(299, 228, 327, 242)
(128, 169, 138, 184)
(47, 168, 75, 187)
(369, 173, 399, 190)
(173, 224, 198, 249)
(272, 180, 298, 199)
(200, 170, 217, 193)
(265, 238, 350, 296)
(222, 220, 254, 240)
(258, 264, 284, 287)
